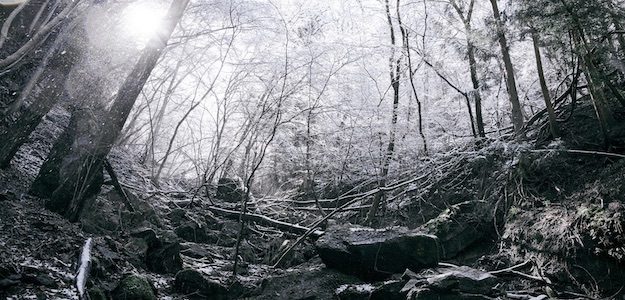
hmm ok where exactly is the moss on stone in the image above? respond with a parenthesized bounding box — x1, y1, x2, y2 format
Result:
(112, 274, 156, 300)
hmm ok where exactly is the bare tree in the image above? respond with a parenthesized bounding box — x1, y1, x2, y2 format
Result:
(449, 0, 485, 138)
(366, 0, 402, 225)
(33, 0, 190, 221)
(0, 1, 80, 168)
(531, 31, 559, 138)
(489, 0, 524, 135)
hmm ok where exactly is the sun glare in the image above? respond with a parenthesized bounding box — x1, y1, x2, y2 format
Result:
(121, 1, 167, 44)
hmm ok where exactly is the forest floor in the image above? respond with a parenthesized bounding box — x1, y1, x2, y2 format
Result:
(2, 102, 625, 299)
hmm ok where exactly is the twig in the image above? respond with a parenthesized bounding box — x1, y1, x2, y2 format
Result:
(104, 159, 135, 212)
(489, 260, 532, 275)
(208, 206, 323, 237)
(529, 149, 625, 159)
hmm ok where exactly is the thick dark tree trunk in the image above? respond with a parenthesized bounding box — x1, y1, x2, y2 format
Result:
(33, 0, 190, 220)
(0, 17, 77, 168)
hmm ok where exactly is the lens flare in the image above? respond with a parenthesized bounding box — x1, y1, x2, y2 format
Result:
(121, 1, 166, 44)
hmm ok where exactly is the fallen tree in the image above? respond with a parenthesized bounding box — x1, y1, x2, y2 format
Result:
(207, 206, 324, 238)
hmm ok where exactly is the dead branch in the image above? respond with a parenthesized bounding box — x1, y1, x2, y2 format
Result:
(207, 206, 323, 237)
(489, 260, 532, 275)
(271, 172, 431, 267)
(529, 149, 625, 160)
(75, 238, 93, 300)
(104, 159, 135, 212)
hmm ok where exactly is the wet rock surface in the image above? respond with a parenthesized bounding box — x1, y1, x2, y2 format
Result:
(419, 201, 491, 259)
(174, 269, 228, 299)
(316, 224, 440, 280)
(336, 265, 500, 300)
(111, 274, 156, 300)
(216, 177, 244, 202)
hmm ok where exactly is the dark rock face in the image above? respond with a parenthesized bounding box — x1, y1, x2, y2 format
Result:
(216, 178, 244, 202)
(112, 274, 156, 300)
(174, 269, 227, 299)
(316, 225, 440, 280)
(336, 266, 500, 299)
(143, 232, 183, 274)
(426, 266, 497, 294)
(174, 221, 217, 244)
(146, 242, 183, 274)
(254, 266, 361, 300)
(419, 201, 490, 259)
(168, 208, 188, 226)
(130, 228, 159, 248)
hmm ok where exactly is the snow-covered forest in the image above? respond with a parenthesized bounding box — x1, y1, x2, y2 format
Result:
(1, 0, 625, 299)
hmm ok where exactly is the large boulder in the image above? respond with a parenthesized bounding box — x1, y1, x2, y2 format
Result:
(426, 266, 498, 294)
(336, 266, 500, 299)
(216, 178, 244, 202)
(174, 221, 217, 244)
(174, 269, 227, 299)
(419, 201, 490, 259)
(316, 224, 440, 280)
(112, 274, 156, 300)
(254, 266, 361, 300)
(146, 242, 182, 274)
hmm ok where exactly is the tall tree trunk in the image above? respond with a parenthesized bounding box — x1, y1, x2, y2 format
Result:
(450, 0, 485, 138)
(34, 0, 190, 221)
(0, 15, 77, 168)
(397, 0, 427, 154)
(532, 32, 559, 138)
(366, 0, 401, 225)
(489, 0, 524, 135)
(466, 35, 485, 137)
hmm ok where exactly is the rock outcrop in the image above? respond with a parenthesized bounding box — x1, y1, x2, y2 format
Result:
(112, 274, 156, 300)
(174, 269, 227, 299)
(419, 200, 491, 259)
(316, 224, 440, 280)
(216, 177, 244, 202)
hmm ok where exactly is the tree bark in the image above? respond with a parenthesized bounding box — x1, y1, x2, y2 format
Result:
(34, 0, 190, 221)
(0, 16, 77, 168)
(532, 32, 559, 138)
(450, 0, 485, 138)
(489, 0, 524, 135)
(366, 0, 401, 225)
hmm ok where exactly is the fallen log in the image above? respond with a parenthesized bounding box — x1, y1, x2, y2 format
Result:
(207, 206, 324, 238)
(75, 238, 93, 300)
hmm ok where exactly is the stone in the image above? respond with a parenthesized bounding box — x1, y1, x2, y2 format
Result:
(112, 274, 156, 300)
(369, 280, 406, 300)
(168, 208, 188, 226)
(146, 242, 183, 274)
(216, 177, 244, 202)
(335, 284, 374, 300)
(316, 224, 440, 280)
(426, 266, 498, 295)
(180, 242, 215, 259)
(174, 269, 227, 299)
(124, 238, 149, 267)
(253, 266, 360, 300)
(88, 287, 108, 300)
(419, 201, 489, 259)
(130, 227, 159, 247)
(21, 273, 57, 287)
(175, 221, 216, 244)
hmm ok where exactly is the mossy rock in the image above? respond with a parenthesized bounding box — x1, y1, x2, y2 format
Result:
(88, 287, 108, 300)
(112, 274, 156, 300)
